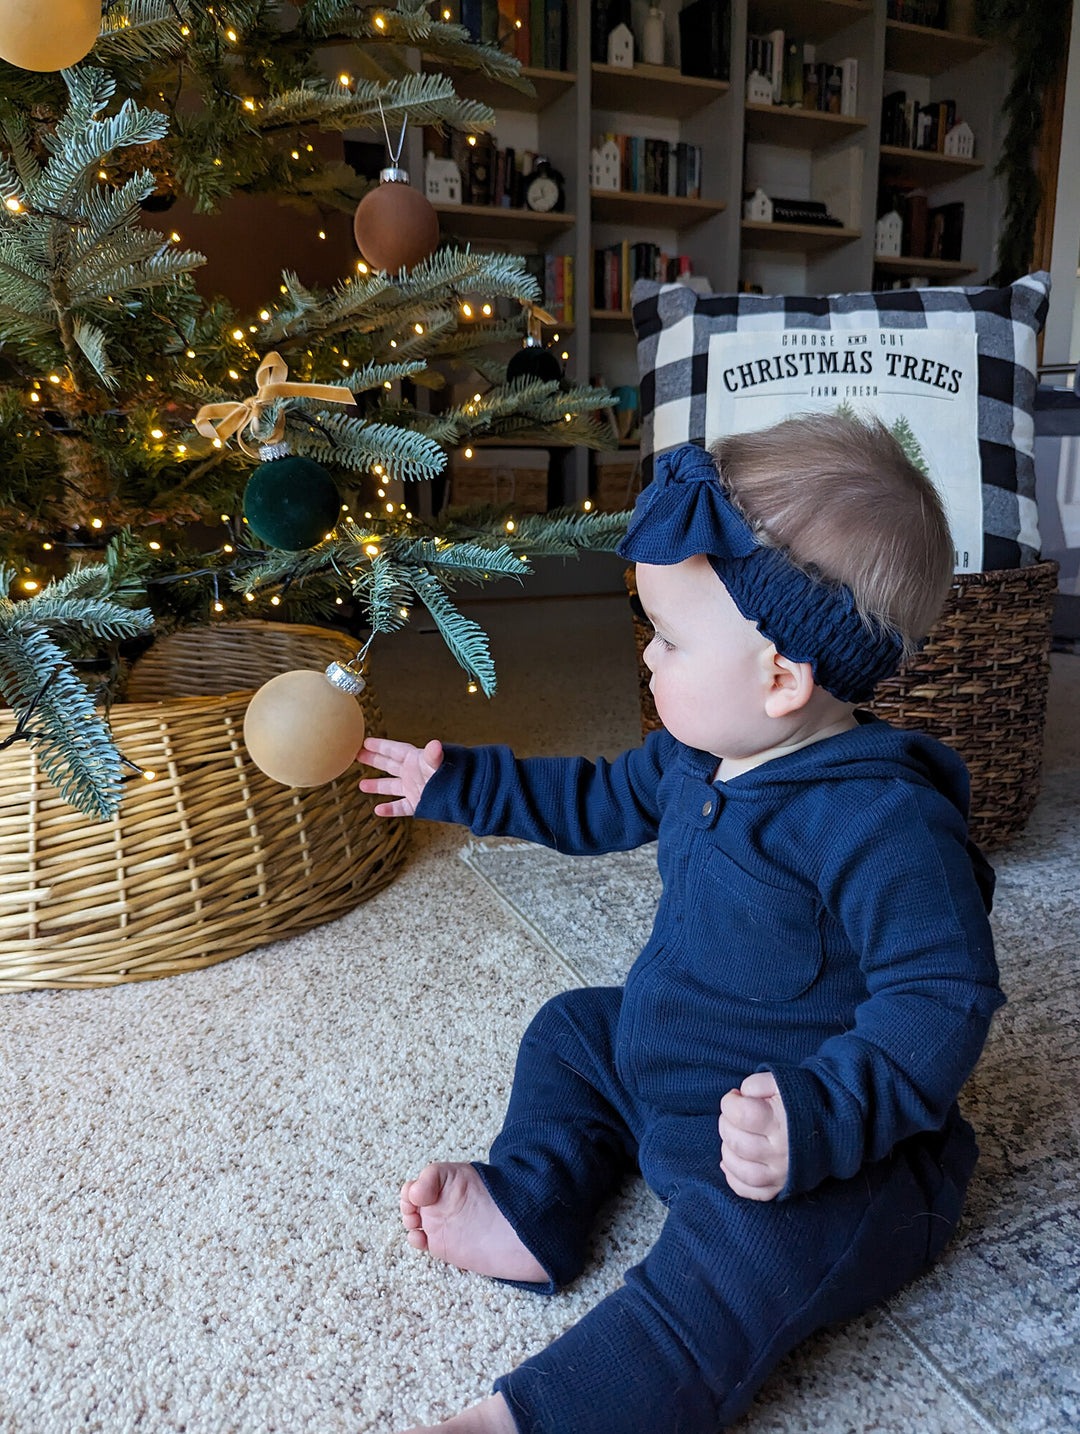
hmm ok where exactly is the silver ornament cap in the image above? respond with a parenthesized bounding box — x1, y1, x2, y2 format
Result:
(325, 658, 367, 696)
(379, 166, 410, 185)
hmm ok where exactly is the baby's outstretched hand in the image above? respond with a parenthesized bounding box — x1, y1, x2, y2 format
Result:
(718, 1072, 789, 1201)
(357, 737, 443, 817)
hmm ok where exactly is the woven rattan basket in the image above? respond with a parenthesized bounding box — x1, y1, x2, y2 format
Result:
(627, 561, 1060, 851)
(0, 621, 409, 990)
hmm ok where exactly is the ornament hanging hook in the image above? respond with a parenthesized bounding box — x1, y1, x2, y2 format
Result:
(377, 96, 408, 169)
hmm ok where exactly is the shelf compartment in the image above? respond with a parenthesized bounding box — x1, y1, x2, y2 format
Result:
(741, 219, 861, 251)
(591, 63, 728, 119)
(744, 104, 867, 149)
(591, 190, 725, 229)
(428, 63, 575, 113)
(590, 309, 635, 326)
(433, 204, 576, 242)
(747, 0, 873, 44)
(878, 144, 984, 187)
(884, 21, 992, 76)
(873, 254, 978, 279)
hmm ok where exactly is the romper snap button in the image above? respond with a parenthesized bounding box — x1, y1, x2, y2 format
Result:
(702, 800, 713, 817)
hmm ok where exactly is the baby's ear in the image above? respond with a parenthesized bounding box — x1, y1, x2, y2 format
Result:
(763, 651, 816, 718)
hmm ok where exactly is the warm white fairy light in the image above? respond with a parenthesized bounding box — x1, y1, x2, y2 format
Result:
(336, 596, 344, 605)
(48, 374, 60, 384)
(464, 446, 473, 458)
(270, 595, 281, 606)
(467, 682, 478, 693)
(505, 519, 515, 531)
(228, 368, 239, 379)
(339, 73, 351, 85)
(142, 770, 156, 782)
(389, 339, 397, 348)
(5, 198, 21, 212)
(373, 13, 386, 28)
(29, 392, 39, 403)
(365, 542, 379, 556)
(414, 323, 424, 334)
(243, 99, 256, 111)
(186, 349, 196, 358)
(462, 303, 472, 317)
(42, 542, 52, 551)
(213, 600, 224, 612)
(482, 304, 492, 316)
(467, 136, 476, 147)
(376, 488, 385, 498)
(223, 543, 234, 553)
(245, 592, 255, 602)
(151, 428, 164, 438)
(584, 500, 593, 511)
(318, 229, 326, 240)
(383, 380, 392, 389)
(91, 518, 103, 529)
(23, 579, 38, 591)
(357, 261, 369, 274)
(226, 29, 237, 41)
(291, 150, 300, 160)
(562, 351, 569, 359)
(232, 328, 244, 341)
(148, 541, 161, 550)
(98, 169, 107, 180)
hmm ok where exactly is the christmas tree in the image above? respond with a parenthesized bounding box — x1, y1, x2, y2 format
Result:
(0, 1, 626, 820)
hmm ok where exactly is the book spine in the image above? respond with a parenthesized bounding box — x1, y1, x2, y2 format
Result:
(461, 0, 483, 41)
(841, 57, 858, 117)
(513, 0, 530, 63)
(767, 29, 784, 102)
(563, 253, 573, 325)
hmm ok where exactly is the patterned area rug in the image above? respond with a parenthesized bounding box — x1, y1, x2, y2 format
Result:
(461, 769, 1080, 1434)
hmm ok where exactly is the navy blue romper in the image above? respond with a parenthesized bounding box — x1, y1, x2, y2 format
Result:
(414, 715, 1003, 1434)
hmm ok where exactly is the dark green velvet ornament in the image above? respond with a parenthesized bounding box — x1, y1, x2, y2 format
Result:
(243, 454, 341, 550)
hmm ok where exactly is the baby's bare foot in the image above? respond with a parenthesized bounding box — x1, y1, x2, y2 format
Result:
(400, 1162, 547, 1284)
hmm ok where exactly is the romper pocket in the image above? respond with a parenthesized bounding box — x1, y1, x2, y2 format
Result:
(696, 853, 824, 1001)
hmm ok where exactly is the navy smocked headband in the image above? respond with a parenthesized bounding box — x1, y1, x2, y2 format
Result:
(616, 442, 904, 704)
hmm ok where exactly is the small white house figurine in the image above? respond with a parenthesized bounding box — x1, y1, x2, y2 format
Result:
(424, 152, 462, 205)
(746, 69, 774, 106)
(943, 121, 975, 160)
(875, 209, 903, 257)
(607, 21, 634, 68)
(743, 188, 773, 223)
(590, 137, 621, 192)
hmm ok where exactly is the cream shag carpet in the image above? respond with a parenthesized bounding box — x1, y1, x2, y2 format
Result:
(0, 601, 1075, 1434)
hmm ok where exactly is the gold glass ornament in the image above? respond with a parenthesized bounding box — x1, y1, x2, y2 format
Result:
(0, 0, 101, 71)
(243, 659, 367, 788)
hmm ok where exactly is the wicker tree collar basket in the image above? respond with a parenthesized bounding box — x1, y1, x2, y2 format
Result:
(0, 621, 408, 991)
(627, 562, 1060, 851)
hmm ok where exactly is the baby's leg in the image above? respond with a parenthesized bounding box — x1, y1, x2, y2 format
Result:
(492, 1123, 976, 1434)
(401, 987, 640, 1291)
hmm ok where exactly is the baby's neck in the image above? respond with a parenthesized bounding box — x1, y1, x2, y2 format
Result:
(714, 709, 859, 784)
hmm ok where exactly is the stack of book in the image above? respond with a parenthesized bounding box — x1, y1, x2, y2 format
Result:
(881, 191, 965, 261)
(886, 0, 948, 26)
(746, 30, 857, 115)
(881, 93, 960, 152)
(597, 134, 703, 199)
(451, 1, 568, 69)
(592, 244, 694, 313)
(543, 254, 574, 325)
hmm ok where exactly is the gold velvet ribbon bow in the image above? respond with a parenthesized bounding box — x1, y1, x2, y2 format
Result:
(194, 351, 355, 460)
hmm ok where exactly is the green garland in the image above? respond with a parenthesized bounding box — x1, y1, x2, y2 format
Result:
(975, 0, 1073, 284)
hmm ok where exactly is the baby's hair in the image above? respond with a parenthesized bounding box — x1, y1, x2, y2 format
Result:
(709, 410, 954, 654)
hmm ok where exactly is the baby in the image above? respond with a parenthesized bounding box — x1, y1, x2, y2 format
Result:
(358, 412, 1004, 1434)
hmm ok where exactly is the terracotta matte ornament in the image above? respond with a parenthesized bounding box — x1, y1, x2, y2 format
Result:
(244, 669, 366, 788)
(353, 167, 440, 275)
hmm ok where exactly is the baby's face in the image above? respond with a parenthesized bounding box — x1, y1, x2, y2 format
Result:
(635, 556, 777, 763)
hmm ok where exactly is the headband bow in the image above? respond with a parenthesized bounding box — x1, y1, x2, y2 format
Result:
(618, 442, 905, 705)
(194, 351, 355, 459)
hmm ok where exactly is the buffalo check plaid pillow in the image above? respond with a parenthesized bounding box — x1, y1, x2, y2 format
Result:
(631, 273, 1051, 570)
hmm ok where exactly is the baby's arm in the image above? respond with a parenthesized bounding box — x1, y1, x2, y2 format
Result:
(761, 784, 1003, 1201)
(358, 737, 443, 816)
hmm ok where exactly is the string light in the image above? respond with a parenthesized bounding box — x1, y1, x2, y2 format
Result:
(91, 518, 103, 529)
(385, 502, 394, 513)
(467, 136, 477, 147)
(461, 303, 473, 317)
(270, 595, 281, 606)
(339, 73, 351, 85)
(213, 600, 224, 612)
(48, 374, 60, 384)
(228, 368, 239, 379)
(414, 323, 424, 334)
(373, 13, 386, 28)
(399, 607, 409, 618)
(212, 439, 222, 449)
(243, 99, 256, 111)
(365, 542, 379, 556)
(232, 328, 244, 341)
(259, 310, 270, 321)
(584, 500, 593, 511)
(245, 592, 255, 602)
(291, 150, 300, 160)
(482, 303, 492, 316)
(22, 580, 38, 591)
(226, 29, 238, 41)
(223, 544, 234, 553)
(29, 392, 39, 403)
(186, 349, 196, 358)
(376, 488, 385, 498)
(42, 542, 52, 551)
(176, 444, 187, 454)
(467, 682, 478, 693)
(151, 428, 164, 438)
(5, 198, 20, 212)
(357, 261, 369, 274)
(142, 770, 157, 782)
(317, 230, 326, 240)
(335, 597, 344, 605)
(464, 447, 473, 459)
(505, 520, 515, 531)
(98, 169, 107, 180)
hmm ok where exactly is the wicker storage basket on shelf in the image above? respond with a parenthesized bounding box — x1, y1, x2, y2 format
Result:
(0, 621, 409, 991)
(627, 561, 1060, 851)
